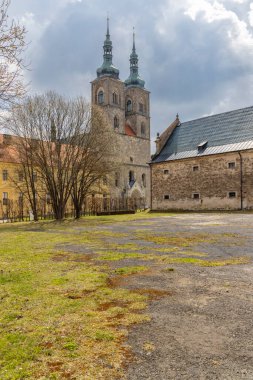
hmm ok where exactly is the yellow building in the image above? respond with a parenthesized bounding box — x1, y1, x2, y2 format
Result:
(0, 134, 112, 220)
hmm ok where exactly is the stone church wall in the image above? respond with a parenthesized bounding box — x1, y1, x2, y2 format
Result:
(108, 133, 150, 205)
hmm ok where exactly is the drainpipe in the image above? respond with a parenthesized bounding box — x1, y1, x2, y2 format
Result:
(150, 163, 153, 210)
(238, 151, 243, 210)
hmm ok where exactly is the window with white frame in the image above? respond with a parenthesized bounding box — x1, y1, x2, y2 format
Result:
(2, 169, 8, 181)
(2, 192, 8, 205)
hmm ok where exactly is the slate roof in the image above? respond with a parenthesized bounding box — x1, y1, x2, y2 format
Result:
(152, 106, 253, 163)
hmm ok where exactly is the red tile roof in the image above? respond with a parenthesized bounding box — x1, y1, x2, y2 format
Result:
(125, 124, 136, 137)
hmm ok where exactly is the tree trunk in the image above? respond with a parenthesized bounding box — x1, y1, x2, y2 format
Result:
(75, 206, 81, 219)
(53, 204, 65, 220)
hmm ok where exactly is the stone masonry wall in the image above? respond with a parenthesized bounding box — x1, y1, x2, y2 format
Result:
(109, 133, 150, 205)
(151, 151, 253, 210)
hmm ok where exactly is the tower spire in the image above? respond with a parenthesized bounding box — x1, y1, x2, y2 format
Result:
(133, 27, 136, 53)
(96, 17, 119, 79)
(106, 15, 110, 38)
(125, 28, 145, 88)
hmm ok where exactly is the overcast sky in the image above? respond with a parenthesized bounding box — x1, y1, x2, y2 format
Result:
(9, 0, 253, 145)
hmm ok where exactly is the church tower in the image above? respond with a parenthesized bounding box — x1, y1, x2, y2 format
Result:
(91, 20, 151, 207)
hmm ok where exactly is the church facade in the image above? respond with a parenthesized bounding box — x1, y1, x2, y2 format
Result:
(91, 20, 150, 207)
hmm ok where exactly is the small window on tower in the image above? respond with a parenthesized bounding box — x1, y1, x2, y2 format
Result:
(112, 92, 118, 104)
(129, 171, 135, 184)
(139, 103, 144, 113)
(141, 122, 145, 136)
(126, 99, 132, 112)
(142, 173, 146, 187)
(114, 116, 119, 130)
(98, 90, 104, 104)
(115, 172, 120, 187)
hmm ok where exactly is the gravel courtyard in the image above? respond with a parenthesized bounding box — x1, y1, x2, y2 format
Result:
(120, 213, 253, 380)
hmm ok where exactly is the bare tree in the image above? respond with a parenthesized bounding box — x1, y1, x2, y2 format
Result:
(71, 105, 119, 218)
(8, 92, 117, 220)
(0, 0, 27, 109)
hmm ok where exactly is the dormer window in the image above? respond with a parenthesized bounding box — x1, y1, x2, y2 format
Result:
(198, 141, 208, 153)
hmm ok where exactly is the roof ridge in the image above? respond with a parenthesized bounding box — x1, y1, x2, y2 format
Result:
(181, 105, 253, 125)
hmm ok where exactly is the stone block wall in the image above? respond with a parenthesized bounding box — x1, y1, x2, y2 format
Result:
(151, 151, 253, 210)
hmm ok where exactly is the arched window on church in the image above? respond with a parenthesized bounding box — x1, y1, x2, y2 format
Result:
(141, 122, 146, 137)
(126, 99, 132, 112)
(115, 172, 120, 187)
(142, 173, 146, 187)
(98, 90, 104, 104)
(114, 116, 119, 130)
(129, 170, 135, 184)
(112, 92, 118, 104)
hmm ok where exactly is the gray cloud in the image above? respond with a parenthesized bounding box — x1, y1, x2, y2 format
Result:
(9, 0, 253, 147)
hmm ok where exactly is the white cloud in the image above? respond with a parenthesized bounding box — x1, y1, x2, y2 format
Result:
(184, 0, 253, 55)
(248, 2, 253, 26)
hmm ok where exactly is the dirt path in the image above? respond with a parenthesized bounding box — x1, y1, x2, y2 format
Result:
(117, 214, 253, 380)
(126, 264, 253, 379)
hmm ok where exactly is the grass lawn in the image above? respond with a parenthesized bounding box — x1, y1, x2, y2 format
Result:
(0, 212, 250, 379)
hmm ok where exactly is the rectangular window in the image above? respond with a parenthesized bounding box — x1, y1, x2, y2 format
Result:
(2, 170, 8, 181)
(2, 192, 8, 205)
(46, 193, 51, 204)
(193, 193, 200, 199)
(19, 192, 23, 204)
(228, 162, 235, 169)
(139, 103, 144, 113)
(164, 169, 169, 175)
(164, 195, 170, 200)
(18, 172, 24, 182)
(32, 171, 37, 182)
(192, 165, 199, 172)
(228, 191, 236, 198)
